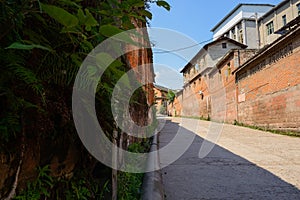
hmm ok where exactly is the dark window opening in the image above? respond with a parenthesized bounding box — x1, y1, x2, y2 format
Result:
(222, 43, 227, 48)
(282, 15, 287, 26)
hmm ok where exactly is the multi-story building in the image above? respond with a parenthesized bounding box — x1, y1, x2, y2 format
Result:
(179, 37, 247, 117)
(211, 4, 274, 48)
(258, 0, 300, 47)
(175, 1, 300, 131)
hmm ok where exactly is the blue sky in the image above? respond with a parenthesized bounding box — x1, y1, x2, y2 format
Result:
(149, 0, 282, 90)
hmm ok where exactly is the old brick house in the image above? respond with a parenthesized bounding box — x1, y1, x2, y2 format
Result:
(179, 37, 247, 118)
(153, 84, 169, 115)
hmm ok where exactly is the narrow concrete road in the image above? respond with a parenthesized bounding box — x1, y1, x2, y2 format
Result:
(159, 117, 300, 200)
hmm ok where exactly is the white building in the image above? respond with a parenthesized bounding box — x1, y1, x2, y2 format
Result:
(211, 4, 274, 48)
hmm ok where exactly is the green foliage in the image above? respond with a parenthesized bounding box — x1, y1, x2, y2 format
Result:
(62, 171, 110, 200)
(6, 42, 52, 51)
(118, 142, 149, 200)
(0, 0, 170, 142)
(128, 141, 150, 153)
(65, 179, 92, 200)
(41, 3, 79, 28)
(156, 0, 171, 11)
(14, 165, 54, 200)
(14, 166, 111, 200)
(0, 0, 170, 198)
(167, 90, 175, 104)
(118, 171, 143, 200)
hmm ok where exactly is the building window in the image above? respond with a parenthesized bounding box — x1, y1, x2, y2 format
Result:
(222, 43, 227, 48)
(231, 29, 236, 40)
(297, 3, 300, 16)
(195, 63, 200, 71)
(239, 29, 244, 43)
(282, 15, 287, 26)
(266, 21, 274, 35)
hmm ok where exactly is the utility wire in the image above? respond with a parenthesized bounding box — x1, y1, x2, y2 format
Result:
(153, 38, 213, 54)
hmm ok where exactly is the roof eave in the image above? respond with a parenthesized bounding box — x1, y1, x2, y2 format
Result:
(233, 26, 300, 75)
(212, 3, 275, 32)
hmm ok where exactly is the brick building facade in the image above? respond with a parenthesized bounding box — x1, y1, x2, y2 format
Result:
(172, 1, 300, 132)
(180, 37, 247, 118)
(234, 26, 300, 131)
(208, 49, 257, 123)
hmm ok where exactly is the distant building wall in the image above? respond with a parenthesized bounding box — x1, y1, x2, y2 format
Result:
(153, 86, 168, 114)
(181, 75, 210, 119)
(167, 90, 183, 117)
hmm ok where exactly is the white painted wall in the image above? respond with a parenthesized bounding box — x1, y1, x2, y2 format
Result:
(212, 5, 274, 40)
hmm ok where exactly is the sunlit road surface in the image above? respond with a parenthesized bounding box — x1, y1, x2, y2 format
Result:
(159, 117, 300, 200)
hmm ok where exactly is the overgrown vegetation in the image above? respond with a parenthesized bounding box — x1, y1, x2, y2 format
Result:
(0, 0, 170, 198)
(14, 166, 54, 200)
(14, 165, 111, 200)
(117, 142, 150, 200)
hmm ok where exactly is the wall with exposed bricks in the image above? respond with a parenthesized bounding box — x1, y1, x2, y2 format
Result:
(236, 28, 300, 131)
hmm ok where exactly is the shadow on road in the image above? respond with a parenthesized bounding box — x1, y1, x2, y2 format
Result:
(159, 120, 300, 200)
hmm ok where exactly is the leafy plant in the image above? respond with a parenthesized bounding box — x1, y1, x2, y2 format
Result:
(14, 165, 54, 200)
(167, 90, 175, 104)
(117, 141, 150, 200)
(118, 171, 143, 200)
(1, 0, 171, 198)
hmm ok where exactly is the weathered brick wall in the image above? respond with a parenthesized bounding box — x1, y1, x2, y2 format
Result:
(238, 84, 300, 131)
(172, 93, 182, 116)
(209, 50, 256, 123)
(125, 22, 155, 127)
(237, 29, 300, 131)
(180, 38, 248, 120)
(181, 76, 210, 118)
(208, 68, 226, 122)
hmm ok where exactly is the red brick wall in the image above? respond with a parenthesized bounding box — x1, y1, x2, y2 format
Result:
(125, 22, 155, 127)
(181, 76, 210, 118)
(237, 84, 300, 131)
(209, 50, 256, 123)
(236, 30, 300, 131)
